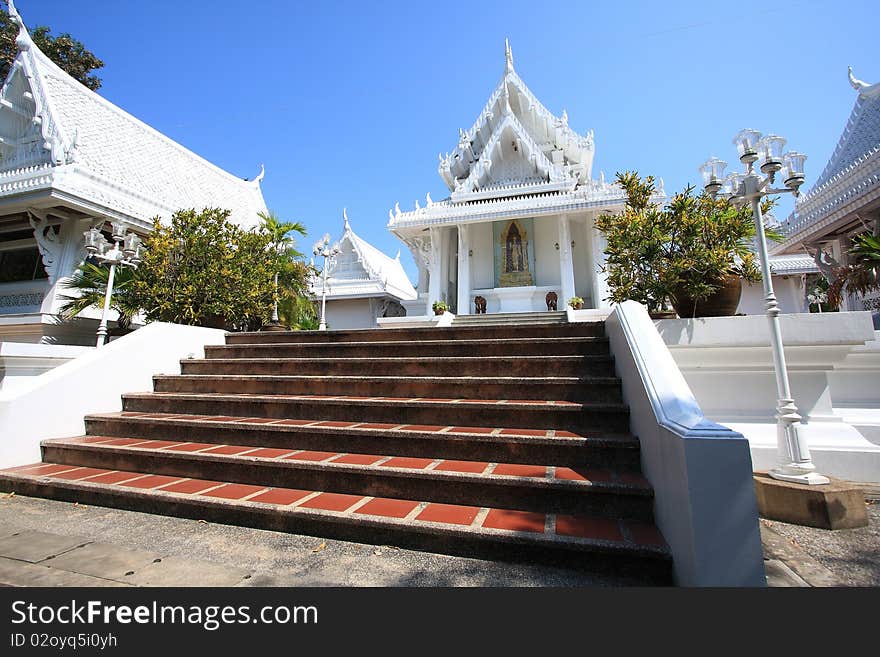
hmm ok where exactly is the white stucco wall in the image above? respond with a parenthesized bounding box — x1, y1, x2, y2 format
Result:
(470, 222, 494, 290)
(324, 298, 376, 330)
(737, 276, 806, 315)
(533, 217, 560, 289)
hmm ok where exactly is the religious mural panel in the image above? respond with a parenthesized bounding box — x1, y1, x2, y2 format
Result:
(493, 218, 535, 287)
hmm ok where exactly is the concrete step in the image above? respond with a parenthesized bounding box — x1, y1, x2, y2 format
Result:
(181, 355, 616, 378)
(0, 464, 672, 583)
(225, 320, 599, 344)
(205, 336, 611, 360)
(40, 437, 654, 519)
(84, 412, 641, 469)
(151, 374, 624, 403)
(120, 393, 631, 434)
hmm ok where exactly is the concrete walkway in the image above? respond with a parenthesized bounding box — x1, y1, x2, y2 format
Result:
(0, 492, 876, 587)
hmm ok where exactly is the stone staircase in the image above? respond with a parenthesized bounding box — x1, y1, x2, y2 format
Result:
(0, 321, 673, 584)
(453, 311, 567, 327)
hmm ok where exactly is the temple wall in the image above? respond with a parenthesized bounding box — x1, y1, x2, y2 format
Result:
(324, 298, 376, 330)
(533, 217, 560, 288)
(471, 223, 494, 290)
(573, 220, 592, 304)
(737, 276, 806, 315)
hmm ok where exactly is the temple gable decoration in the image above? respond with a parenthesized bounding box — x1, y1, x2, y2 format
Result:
(494, 218, 534, 287)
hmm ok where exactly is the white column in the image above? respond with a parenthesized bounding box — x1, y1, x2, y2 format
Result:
(457, 224, 471, 315)
(557, 215, 576, 305)
(590, 218, 611, 309)
(426, 227, 443, 314)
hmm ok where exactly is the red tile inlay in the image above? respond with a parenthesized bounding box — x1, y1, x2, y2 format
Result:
(556, 515, 623, 542)
(203, 483, 266, 500)
(492, 463, 547, 478)
(25, 464, 80, 476)
(416, 398, 451, 402)
(274, 419, 314, 426)
(482, 509, 546, 533)
(201, 445, 256, 455)
(515, 400, 550, 405)
(626, 522, 666, 547)
(283, 451, 338, 462)
(132, 440, 182, 450)
(249, 488, 312, 505)
(70, 436, 117, 444)
(164, 442, 215, 452)
(85, 471, 144, 485)
(358, 423, 399, 430)
(299, 492, 363, 512)
(555, 467, 611, 483)
(120, 474, 180, 489)
(400, 425, 445, 432)
(331, 453, 386, 466)
(355, 498, 419, 518)
(499, 428, 548, 437)
(554, 430, 583, 439)
(245, 447, 293, 459)
(380, 457, 434, 470)
(241, 418, 280, 424)
(448, 426, 495, 434)
(100, 438, 152, 447)
(163, 479, 221, 494)
(434, 460, 489, 474)
(53, 467, 109, 481)
(416, 503, 480, 526)
(459, 399, 497, 404)
(313, 421, 356, 428)
(200, 416, 239, 422)
(379, 397, 410, 401)
(2, 462, 50, 473)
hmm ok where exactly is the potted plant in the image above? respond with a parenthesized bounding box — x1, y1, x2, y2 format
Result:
(595, 171, 780, 318)
(432, 300, 449, 315)
(568, 296, 584, 310)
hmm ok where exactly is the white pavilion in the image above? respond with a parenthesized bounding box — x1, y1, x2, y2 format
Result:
(0, 1, 268, 344)
(309, 210, 416, 330)
(388, 41, 658, 316)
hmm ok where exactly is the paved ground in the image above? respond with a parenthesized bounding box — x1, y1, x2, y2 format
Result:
(0, 491, 876, 587)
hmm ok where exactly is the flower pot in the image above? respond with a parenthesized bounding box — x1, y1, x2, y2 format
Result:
(672, 276, 742, 318)
(571, 303, 583, 310)
(433, 308, 445, 316)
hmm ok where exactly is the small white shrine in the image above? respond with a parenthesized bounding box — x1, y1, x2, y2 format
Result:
(310, 210, 416, 330)
(0, 1, 268, 344)
(388, 41, 660, 316)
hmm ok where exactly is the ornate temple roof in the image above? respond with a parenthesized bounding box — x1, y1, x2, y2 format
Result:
(389, 41, 662, 233)
(0, 1, 267, 229)
(311, 210, 417, 302)
(775, 67, 880, 252)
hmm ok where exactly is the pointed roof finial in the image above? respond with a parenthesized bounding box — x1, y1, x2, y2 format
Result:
(343, 207, 350, 231)
(7, 0, 33, 51)
(252, 163, 265, 185)
(505, 38, 514, 72)
(395, 249, 401, 261)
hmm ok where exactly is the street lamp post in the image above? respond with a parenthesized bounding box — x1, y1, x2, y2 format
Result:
(83, 220, 143, 348)
(700, 129, 829, 485)
(312, 233, 340, 331)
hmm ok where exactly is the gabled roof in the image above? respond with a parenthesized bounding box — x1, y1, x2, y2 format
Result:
(0, 1, 267, 229)
(311, 210, 416, 302)
(774, 67, 880, 252)
(437, 40, 594, 202)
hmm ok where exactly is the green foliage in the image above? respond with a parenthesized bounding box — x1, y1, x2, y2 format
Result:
(432, 300, 449, 312)
(827, 231, 880, 309)
(568, 296, 584, 308)
(257, 210, 317, 330)
(1, 8, 104, 90)
(130, 208, 280, 330)
(58, 261, 139, 330)
(595, 171, 779, 311)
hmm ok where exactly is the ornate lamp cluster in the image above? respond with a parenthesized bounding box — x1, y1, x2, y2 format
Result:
(82, 220, 144, 347)
(698, 130, 828, 486)
(312, 232, 340, 332)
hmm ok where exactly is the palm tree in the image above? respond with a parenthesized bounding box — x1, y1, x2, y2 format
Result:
(257, 210, 309, 328)
(827, 231, 880, 309)
(57, 261, 140, 331)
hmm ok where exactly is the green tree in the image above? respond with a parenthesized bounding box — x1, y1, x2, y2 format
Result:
(1, 6, 104, 90)
(595, 171, 778, 312)
(130, 208, 280, 331)
(257, 210, 317, 330)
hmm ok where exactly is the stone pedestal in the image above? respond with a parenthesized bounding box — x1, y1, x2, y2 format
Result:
(753, 471, 868, 529)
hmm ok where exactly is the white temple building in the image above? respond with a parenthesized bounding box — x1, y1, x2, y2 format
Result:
(773, 66, 880, 315)
(309, 210, 416, 330)
(0, 1, 267, 344)
(388, 41, 662, 316)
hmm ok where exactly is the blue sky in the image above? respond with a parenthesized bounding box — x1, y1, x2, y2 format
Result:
(18, 0, 879, 281)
